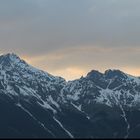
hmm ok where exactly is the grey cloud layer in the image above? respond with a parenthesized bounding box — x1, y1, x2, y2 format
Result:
(1, 0, 140, 55)
(0, 0, 140, 78)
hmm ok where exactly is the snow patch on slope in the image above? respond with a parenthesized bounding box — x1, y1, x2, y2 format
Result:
(53, 117, 74, 138)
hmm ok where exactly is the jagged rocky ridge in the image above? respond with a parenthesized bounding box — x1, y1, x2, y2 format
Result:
(0, 53, 140, 138)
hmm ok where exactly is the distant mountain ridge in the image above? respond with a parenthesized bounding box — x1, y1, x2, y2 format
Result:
(0, 53, 140, 138)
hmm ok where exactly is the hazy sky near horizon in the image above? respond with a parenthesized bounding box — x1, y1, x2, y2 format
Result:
(0, 0, 140, 80)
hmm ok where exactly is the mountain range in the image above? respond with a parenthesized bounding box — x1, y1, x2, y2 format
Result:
(0, 53, 140, 138)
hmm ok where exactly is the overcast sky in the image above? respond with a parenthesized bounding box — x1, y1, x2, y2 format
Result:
(0, 0, 140, 80)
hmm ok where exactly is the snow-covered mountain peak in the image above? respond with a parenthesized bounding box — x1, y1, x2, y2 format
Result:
(0, 53, 66, 101)
(0, 53, 21, 62)
(9, 53, 24, 63)
(5, 53, 20, 58)
(86, 70, 103, 79)
(0, 53, 26, 68)
(86, 69, 127, 80)
(104, 69, 126, 79)
(0, 53, 48, 75)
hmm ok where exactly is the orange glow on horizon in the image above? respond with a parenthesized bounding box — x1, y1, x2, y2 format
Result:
(20, 55, 140, 80)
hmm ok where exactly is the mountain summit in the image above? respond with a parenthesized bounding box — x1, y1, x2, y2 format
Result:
(0, 53, 140, 138)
